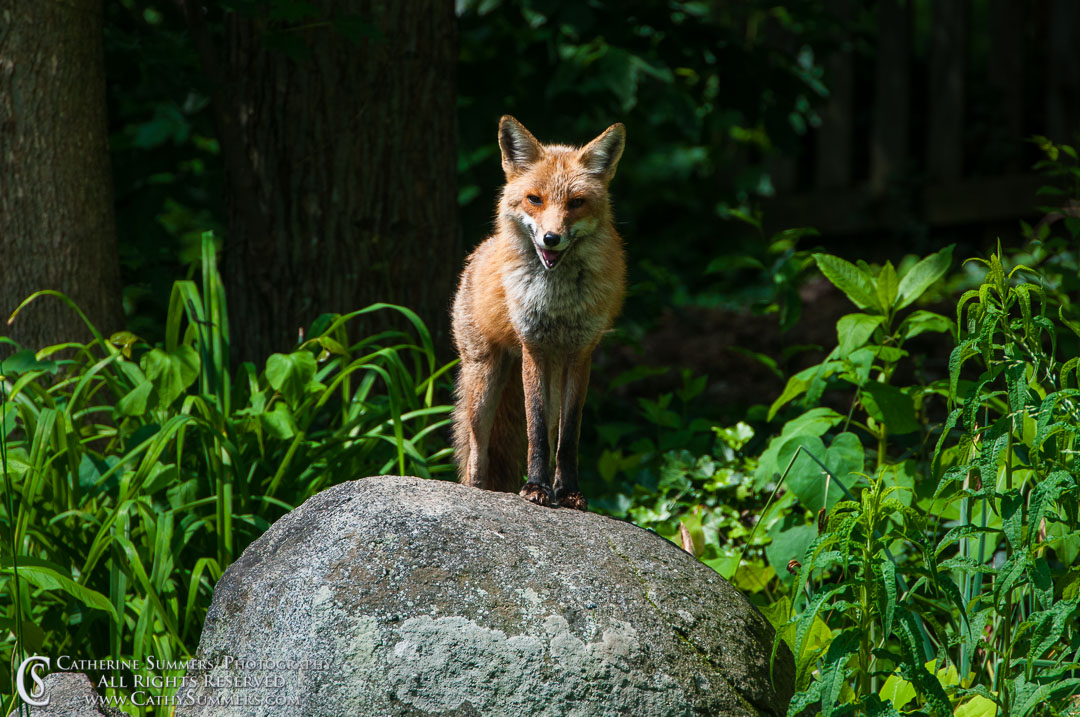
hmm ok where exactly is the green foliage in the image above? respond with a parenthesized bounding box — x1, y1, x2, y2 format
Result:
(770, 243, 1080, 715)
(600, 418, 776, 588)
(0, 234, 454, 711)
(747, 246, 957, 600)
(106, 0, 224, 342)
(591, 167, 1080, 713)
(103, 1, 839, 343)
(588, 365, 788, 597)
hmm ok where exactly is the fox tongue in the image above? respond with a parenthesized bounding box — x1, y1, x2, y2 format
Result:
(540, 249, 562, 268)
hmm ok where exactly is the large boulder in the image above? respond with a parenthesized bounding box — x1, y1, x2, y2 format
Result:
(28, 672, 124, 716)
(175, 476, 793, 716)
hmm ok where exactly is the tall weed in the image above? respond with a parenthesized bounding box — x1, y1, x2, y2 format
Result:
(0, 233, 455, 712)
(767, 134, 1080, 714)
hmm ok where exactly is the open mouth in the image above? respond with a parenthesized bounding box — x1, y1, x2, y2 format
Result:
(535, 246, 566, 270)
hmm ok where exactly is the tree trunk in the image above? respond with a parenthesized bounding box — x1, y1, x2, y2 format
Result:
(214, 0, 458, 364)
(0, 0, 123, 354)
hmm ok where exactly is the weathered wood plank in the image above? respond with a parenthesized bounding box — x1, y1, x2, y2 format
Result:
(870, 0, 911, 194)
(927, 0, 968, 181)
(1047, 0, 1080, 144)
(764, 174, 1043, 236)
(988, 0, 1025, 153)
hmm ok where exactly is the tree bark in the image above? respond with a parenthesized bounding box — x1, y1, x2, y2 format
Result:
(0, 0, 123, 354)
(214, 0, 458, 364)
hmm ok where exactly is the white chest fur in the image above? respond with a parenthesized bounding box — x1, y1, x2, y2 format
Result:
(502, 247, 610, 350)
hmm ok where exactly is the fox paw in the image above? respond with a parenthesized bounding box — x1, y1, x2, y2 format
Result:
(555, 489, 588, 511)
(519, 482, 554, 507)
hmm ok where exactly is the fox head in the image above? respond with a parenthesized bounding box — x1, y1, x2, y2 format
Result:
(497, 116, 625, 271)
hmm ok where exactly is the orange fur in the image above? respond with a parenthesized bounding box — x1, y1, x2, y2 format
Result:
(451, 116, 627, 509)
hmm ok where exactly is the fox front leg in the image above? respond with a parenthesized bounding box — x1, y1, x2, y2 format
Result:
(554, 351, 591, 510)
(458, 351, 514, 489)
(520, 345, 557, 507)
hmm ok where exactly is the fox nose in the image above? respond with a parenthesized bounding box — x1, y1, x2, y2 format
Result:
(543, 232, 561, 247)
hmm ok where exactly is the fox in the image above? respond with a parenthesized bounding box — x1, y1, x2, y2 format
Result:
(451, 116, 627, 511)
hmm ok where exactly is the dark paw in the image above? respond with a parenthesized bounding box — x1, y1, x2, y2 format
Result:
(519, 482, 554, 507)
(555, 489, 588, 511)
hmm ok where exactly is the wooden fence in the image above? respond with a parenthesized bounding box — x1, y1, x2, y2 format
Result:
(764, 0, 1080, 237)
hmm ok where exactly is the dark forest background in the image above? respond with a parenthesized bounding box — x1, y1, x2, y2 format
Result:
(3, 1, 1080, 713)
(6, 0, 1080, 415)
(6, 0, 1077, 372)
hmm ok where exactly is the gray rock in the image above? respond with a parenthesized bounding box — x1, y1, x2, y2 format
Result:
(175, 476, 793, 716)
(28, 672, 125, 716)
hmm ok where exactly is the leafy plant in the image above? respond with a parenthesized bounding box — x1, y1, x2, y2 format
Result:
(587, 363, 786, 599)
(774, 245, 1080, 715)
(753, 246, 955, 586)
(0, 233, 455, 712)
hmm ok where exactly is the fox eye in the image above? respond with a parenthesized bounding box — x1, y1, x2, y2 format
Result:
(567, 197, 585, 209)
(526, 194, 543, 206)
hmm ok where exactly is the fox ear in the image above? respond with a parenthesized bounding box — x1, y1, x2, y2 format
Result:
(579, 123, 625, 181)
(499, 116, 543, 177)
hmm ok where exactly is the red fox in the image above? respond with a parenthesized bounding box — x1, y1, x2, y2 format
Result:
(451, 116, 627, 510)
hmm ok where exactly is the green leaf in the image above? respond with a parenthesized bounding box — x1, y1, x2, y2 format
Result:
(768, 359, 844, 421)
(260, 402, 299, 440)
(767, 374, 808, 420)
(837, 313, 884, 358)
(860, 382, 919, 434)
(877, 261, 899, 310)
(142, 462, 178, 495)
(844, 346, 876, 386)
(895, 613, 950, 715)
(116, 380, 153, 417)
(823, 432, 863, 507)
(788, 675, 824, 714)
(878, 558, 897, 638)
(821, 628, 861, 716)
(609, 365, 669, 389)
(2, 558, 118, 623)
(1004, 347, 1029, 415)
(949, 339, 979, 400)
(896, 245, 954, 310)
(862, 694, 903, 717)
(730, 563, 775, 593)
(814, 253, 880, 312)
(779, 435, 829, 512)
(768, 226, 820, 248)
(1027, 597, 1080, 668)
(1013, 674, 1080, 717)
(1030, 556, 1053, 611)
(765, 523, 817, 586)
(898, 310, 953, 341)
(266, 351, 318, 407)
(790, 586, 846, 688)
(1001, 488, 1023, 551)
(1, 348, 58, 376)
(760, 595, 791, 635)
(0, 402, 16, 438)
(141, 345, 200, 409)
(954, 695, 999, 717)
(1029, 471, 1074, 545)
(754, 408, 844, 488)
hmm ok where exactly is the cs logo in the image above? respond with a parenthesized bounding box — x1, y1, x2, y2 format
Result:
(16, 656, 50, 707)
